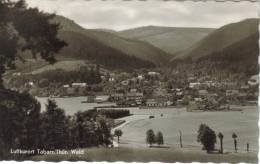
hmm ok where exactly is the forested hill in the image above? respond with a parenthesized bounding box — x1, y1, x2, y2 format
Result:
(57, 30, 155, 70)
(172, 18, 259, 60)
(198, 32, 259, 76)
(170, 18, 259, 76)
(118, 26, 214, 56)
(52, 16, 171, 67)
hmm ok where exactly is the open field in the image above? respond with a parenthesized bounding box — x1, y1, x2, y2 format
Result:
(37, 97, 258, 152)
(34, 97, 258, 162)
(114, 105, 258, 152)
(30, 147, 257, 163)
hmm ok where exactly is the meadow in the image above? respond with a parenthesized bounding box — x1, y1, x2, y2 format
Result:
(35, 97, 258, 162)
(116, 105, 258, 152)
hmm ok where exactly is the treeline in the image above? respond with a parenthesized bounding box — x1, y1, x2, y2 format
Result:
(0, 89, 113, 159)
(35, 65, 102, 85)
(98, 109, 130, 119)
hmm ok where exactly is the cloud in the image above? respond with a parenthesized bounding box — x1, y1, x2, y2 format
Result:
(26, 0, 258, 31)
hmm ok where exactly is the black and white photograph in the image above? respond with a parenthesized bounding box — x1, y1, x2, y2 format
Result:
(0, 0, 259, 163)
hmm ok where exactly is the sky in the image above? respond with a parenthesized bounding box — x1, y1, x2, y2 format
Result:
(26, 0, 258, 31)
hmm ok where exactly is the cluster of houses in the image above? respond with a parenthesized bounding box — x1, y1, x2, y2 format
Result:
(185, 74, 259, 111)
(10, 66, 258, 111)
(107, 71, 259, 110)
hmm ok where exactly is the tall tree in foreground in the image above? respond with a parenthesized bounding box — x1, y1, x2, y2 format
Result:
(0, 90, 41, 158)
(40, 99, 68, 149)
(197, 124, 216, 153)
(156, 131, 164, 147)
(218, 132, 224, 154)
(232, 133, 238, 153)
(114, 129, 123, 143)
(0, 0, 66, 88)
(146, 129, 155, 147)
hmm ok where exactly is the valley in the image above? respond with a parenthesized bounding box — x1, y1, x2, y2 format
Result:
(2, 12, 259, 163)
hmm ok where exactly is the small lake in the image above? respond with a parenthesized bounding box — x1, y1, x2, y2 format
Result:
(36, 96, 116, 115)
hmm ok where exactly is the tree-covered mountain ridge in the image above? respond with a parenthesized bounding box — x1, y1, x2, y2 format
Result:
(171, 18, 259, 76)
(52, 15, 171, 66)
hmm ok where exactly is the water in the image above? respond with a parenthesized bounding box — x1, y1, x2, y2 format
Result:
(36, 96, 115, 115)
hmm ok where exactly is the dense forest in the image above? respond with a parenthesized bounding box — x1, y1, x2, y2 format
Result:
(171, 32, 258, 77)
(58, 31, 156, 70)
(198, 32, 259, 76)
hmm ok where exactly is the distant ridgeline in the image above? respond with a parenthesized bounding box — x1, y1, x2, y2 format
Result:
(11, 16, 258, 74)
(52, 15, 170, 69)
(170, 19, 259, 76)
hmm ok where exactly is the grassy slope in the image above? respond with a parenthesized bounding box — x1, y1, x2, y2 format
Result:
(172, 18, 259, 60)
(30, 147, 257, 163)
(119, 26, 214, 56)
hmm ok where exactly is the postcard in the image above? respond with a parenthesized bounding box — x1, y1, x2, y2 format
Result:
(0, 0, 258, 163)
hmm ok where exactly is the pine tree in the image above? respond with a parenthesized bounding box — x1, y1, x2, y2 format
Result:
(41, 99, 68, 149)
(197, 124, 216, 153)
(156, 131, 164, 146)
(146, 129, 155, 147)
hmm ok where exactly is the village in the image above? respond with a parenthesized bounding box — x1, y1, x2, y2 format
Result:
(8, 62, 259, 112)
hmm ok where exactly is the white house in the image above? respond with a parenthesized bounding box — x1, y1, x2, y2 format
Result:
(72, 83, 87, 88)
(137, 75, 144, 80)
(28, 82, 34, 86)
(109, 77, 115, 82)
(248, 75, 259, 86)
(148, 72, 160, 76)
(189, 82, 200, 89)
(63, 84, 70, 88)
